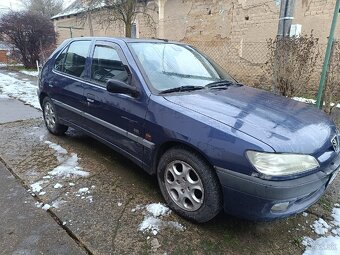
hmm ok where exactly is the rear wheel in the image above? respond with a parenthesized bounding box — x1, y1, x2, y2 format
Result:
(42, 97, 68, 135)
(157, 147, 222, 223)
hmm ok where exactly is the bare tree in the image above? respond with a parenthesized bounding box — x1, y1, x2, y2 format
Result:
(264, 33, 320, 97)
(21, 0, 63, 18)
(89, 0, 156, 37)
(0, 11, 56, 68)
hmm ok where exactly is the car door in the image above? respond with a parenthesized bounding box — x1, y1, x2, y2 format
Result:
(83, 41, 147, 164)
(50, 40, 92, 126)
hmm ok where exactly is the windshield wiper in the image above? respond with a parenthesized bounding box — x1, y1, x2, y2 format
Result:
(159, 86, 204, 94)
(205, 80, 236, 88)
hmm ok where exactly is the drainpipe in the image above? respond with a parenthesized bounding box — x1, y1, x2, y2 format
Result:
(158, 0, 167, 38)
(277, 0, 296, 38)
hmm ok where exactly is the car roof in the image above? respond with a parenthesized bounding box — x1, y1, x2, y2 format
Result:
(68, 37, 184, 45)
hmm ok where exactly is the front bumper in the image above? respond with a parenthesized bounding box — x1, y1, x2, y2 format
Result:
(215, 153, 340, 221)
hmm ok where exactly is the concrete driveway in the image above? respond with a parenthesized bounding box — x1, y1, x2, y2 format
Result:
(0, 70, 339, 255)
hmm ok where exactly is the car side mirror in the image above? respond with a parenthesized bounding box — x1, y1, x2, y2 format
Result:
(106, 79, 139, 97)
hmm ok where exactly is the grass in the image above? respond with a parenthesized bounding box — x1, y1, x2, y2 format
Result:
(5, 65, 37, 72)
(318, 196, 333, 211)
(292, 236, 303, 248)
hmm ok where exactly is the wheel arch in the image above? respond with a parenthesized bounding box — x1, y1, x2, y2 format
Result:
(39, 92, 48, 107)
(152, 140, 215, 175)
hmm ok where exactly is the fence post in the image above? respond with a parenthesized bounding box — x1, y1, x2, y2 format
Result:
(316, 0, 340, 109)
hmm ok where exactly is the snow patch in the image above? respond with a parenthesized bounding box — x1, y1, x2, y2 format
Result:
(138, 203, 184, 236)
(45, 140, 89, 178)
(35, 202, 43, 208)
(0, 72, 40, 109)
(42, 204, 51, 211)
(51, 199, 67, 209)
(54, 183, 63, 189)
(49, 153, 89, 177)
(292, 97, 340, 108)
(19, 70, 39, 77)
(332, 208, 340, 227)
(145, 203, 170, 217)
(312, 218, 331, 235)
(302, 207, 340, 254)
(302, 236, 340, 255)
(30, 181, 46, 193)
(45, 141, 67, 156)
(77, 187, 89, 194)
(0, 94, 9, 99)
(131, 204, 143, 212)
(86, 196, 93, 203)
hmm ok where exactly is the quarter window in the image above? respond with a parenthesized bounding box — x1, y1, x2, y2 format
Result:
(91, 45, 129, 84)
(54, 46, 67, 72)
(54, 40, 91, 78)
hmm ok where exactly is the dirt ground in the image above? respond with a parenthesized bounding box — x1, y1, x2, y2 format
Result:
(0, 112, 339, 255)
(0, 69, 339, 254)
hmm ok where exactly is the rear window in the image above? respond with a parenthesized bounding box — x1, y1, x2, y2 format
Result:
(54, 40, 91, 78)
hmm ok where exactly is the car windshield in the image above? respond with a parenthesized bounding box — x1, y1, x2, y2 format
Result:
(128, 42, 236, 92)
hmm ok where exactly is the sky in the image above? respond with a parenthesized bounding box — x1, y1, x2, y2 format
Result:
(0, 0, 24, 11)
(0, 0, 73, 12)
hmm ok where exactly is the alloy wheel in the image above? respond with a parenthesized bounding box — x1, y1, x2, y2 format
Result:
(164, 160, 204, 211)
(44, 102, 56, 130)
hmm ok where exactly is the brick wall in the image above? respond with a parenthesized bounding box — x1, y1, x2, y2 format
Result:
(53, 0, 340, 44)
(0, 50, 8, 63)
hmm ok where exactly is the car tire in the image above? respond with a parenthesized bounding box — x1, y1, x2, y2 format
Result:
(157, 146, 222, 223)
(42, 97, 68, 135)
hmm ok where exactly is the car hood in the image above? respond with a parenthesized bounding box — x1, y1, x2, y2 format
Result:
(163, 85, 337, 155)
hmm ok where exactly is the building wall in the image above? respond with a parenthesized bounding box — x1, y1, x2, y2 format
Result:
(294, 0, 340, 44)
(53, 0, 340, 44)
(53, 11, 126, 44)
(160, 0, 280, 42)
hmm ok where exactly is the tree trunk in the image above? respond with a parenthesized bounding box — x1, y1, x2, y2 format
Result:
(125, 22, 132, 38)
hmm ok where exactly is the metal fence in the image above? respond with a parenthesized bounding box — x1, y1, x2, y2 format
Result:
(184, 40, 329, 99)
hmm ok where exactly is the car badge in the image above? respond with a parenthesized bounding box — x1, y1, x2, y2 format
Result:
(332, 136, 339, 153)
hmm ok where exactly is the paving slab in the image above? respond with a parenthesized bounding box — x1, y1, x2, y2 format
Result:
(0, 97, 41, 124)
(0, 161, 87, 255)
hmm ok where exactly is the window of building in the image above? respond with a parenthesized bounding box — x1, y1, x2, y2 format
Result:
(91, 45, 129, 84)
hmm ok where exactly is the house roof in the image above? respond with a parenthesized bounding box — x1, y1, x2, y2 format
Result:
(51, 0, 85, 20)
(51, 0, 107, 20)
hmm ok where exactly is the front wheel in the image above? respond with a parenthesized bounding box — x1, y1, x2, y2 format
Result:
(157, 147, 222, 223)
(42, 97, 68, 135)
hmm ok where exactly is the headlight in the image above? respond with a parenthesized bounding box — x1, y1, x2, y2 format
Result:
(246, 151, 319, 176)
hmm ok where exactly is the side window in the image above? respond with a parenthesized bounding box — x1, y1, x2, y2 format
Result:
(54, 46, 68, 72)
(91, 45, 129, 84)
(55, 40, 91, 78)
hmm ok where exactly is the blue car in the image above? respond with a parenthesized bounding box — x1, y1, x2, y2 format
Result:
(38, 37, 340, 223)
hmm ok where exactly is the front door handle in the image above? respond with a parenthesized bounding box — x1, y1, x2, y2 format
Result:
(86, 93, 95, 104)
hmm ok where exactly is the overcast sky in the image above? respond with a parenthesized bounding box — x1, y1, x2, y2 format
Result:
(0, 0, 73, 12)
(0, 0, 24, 11)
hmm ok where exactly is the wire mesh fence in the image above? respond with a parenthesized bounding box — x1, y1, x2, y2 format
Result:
(184, 39, 331, 100)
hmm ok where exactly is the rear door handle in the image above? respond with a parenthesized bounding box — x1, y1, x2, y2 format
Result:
(48, 81, 56, 87)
